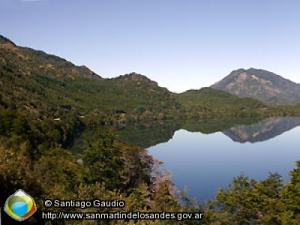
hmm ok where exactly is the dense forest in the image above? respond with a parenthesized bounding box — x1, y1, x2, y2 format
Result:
(2, 34, 300, 124)
(0, 35, 299, 224)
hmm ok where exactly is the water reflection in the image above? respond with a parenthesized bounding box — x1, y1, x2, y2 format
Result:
(223, 117, 300, 143)
(117, 117, 300, 201)
(116, 121, 180, 148)
(117, 117, 300, 147)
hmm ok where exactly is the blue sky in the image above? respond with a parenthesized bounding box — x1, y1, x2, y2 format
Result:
(1, 0, 300, 92)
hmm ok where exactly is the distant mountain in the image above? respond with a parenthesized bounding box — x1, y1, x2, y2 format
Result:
(211, 68, 300, 104)
(223, 117, 300, 143)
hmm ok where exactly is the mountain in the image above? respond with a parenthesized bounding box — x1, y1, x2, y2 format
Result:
(0, 35, 101, 80)
(0, 35, 179, 120)
(1, 34, 299, 122)
(211, 68, 300, 105)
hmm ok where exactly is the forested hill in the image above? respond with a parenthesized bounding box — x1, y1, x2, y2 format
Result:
(0, 35, 179, 121)
(1, 34, 299, 122)
(0, 35, 101, 80)
(177, 87, 269, 118)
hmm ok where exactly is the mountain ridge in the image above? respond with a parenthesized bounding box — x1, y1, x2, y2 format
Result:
(0, 34, 102, 80)
(0, 35, 181, 121)
(3, 35, 300, 104)
(1, 34, 300, 122)
(0, 35, 16, 46)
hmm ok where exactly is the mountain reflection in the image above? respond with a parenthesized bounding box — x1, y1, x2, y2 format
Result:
(116, 117, 300, 148)
(223, 117, 300, 143)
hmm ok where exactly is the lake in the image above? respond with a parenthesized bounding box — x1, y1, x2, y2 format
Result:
(117, 117, 300, 202)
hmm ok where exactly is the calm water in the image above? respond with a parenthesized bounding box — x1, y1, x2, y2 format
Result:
(117, 117, 300, 202)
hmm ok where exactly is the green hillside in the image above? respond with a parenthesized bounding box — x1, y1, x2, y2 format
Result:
(177, 87, 273, 119)
(0, 36, 180, 122)
(3, 34, 300, 125)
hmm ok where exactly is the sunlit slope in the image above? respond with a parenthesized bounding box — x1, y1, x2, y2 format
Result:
(0, 35, 179, 119)
(212, 68, 300, 104)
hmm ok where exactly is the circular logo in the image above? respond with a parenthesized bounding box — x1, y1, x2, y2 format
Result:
(4, 189, 37, 221)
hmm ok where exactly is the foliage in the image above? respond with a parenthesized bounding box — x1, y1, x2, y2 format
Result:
(2, 36, 300, 125)
(205, 163, 300, 225)
(82, 128, 125, 190)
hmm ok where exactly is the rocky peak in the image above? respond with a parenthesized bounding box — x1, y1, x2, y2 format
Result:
(211, 68, 300, 104)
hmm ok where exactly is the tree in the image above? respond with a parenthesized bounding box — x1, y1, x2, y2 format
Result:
(83, 129, 125, 190)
